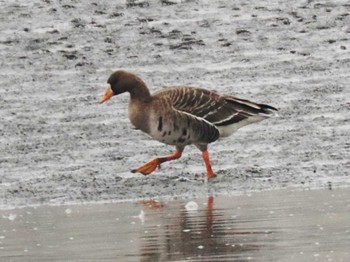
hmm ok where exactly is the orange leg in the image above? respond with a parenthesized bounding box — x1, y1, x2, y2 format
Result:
(202, 150, 217, 180)
(132, 150, 182, 175)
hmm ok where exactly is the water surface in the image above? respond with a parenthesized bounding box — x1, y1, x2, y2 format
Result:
(1, 189, 350, 261)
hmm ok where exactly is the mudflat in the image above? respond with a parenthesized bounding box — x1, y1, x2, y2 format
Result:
(1, 0, 349, 207)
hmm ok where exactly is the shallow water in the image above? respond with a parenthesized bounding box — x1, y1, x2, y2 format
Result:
(1, 188, 350, 262)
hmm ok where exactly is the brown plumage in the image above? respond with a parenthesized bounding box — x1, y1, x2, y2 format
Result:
(99, 70, 277, 180)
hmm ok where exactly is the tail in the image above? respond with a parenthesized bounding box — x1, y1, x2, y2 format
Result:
(226, 96, 278, 117)
(214, 98, 278, 137)
(258, 104, 278, 117)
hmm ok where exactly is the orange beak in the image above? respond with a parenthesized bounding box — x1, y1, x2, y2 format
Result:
(99, 85, 114, 104)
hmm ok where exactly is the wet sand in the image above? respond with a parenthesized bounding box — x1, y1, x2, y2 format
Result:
(1, 0, 350, 208)
(1, 188, 350, 261)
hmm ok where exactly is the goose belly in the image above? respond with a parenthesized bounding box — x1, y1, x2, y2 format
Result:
(149, 115, 193, 146)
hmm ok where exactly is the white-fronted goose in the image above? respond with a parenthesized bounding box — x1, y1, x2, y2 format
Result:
(99, 70, 277, 180)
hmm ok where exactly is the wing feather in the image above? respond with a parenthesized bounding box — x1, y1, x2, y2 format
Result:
(153, 86, 277, 136)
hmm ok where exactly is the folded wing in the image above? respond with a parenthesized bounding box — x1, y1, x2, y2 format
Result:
(154, 86, 277, 137)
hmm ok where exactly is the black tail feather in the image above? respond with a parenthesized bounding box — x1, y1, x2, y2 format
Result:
(259, 104, 278, 114)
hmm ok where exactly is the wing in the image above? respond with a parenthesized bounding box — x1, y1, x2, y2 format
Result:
(170, 108, 220, 145)
(149, 99, 220, 146)
(154, 86, 277, 128)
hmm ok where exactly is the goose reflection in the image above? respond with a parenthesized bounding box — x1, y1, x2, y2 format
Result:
(139, 196, 268, 261)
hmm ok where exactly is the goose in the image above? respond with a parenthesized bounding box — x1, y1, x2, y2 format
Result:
(99, 70, 277, 180)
